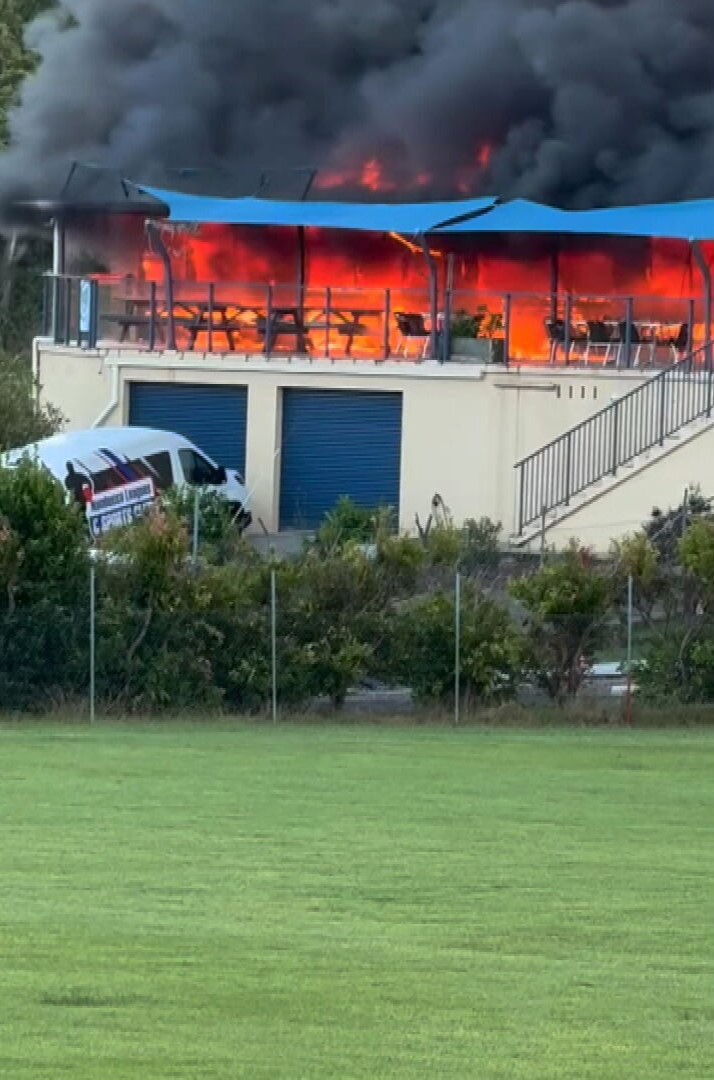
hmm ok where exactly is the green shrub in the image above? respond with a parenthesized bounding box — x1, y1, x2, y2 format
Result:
(388, 586, 522, 708)
(510, 543, 612, 702)
(316, 497, 395, 553)
(0, 460, 89, 706)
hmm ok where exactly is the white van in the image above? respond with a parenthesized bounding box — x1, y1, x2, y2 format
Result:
(3, 427, 251, 539)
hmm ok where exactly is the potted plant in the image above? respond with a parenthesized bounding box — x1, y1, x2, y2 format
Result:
(449, 306, 505, 364)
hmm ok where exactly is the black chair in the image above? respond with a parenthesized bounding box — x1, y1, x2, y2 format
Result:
(585, 320, 614, 365)
(545, 318, 566, 364)
(395, 312, 430, 358)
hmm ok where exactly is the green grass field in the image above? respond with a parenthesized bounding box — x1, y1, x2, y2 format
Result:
(1, 723, 713, 1079)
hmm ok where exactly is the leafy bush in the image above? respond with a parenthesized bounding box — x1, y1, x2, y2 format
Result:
(388, 585, 522, 708)
(0, 460, 89, 706)
(315, 497, 395, 553)
(510, 543, 612, 702)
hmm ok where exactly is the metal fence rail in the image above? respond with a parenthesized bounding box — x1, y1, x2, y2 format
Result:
(516, 341, 714, 535)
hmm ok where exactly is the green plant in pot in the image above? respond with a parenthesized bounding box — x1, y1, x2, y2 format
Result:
(450, 307, 505, 362)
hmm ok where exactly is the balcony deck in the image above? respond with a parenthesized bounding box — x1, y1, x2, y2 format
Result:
(45, 274, 705, 372)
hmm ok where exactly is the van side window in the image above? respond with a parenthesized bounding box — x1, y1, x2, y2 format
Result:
(92, 465, 126, 493)
(143, 452, 173, 492)
(179, 449, 217, 486)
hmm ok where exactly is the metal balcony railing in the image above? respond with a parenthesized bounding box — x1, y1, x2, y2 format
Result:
(515, 341, 714, 535)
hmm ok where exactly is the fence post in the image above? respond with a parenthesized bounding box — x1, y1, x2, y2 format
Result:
(192, 488, 200, 566)
(89, 558, 96, 725)
(271, 567, 278, 725)
(454, 571, 461, 726)
(625, 573, 634, 726)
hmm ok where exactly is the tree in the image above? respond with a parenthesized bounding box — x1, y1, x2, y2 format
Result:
(0, 457, 89, 705)
(0, 353, 61, 451)
(510, 543, 612, 702)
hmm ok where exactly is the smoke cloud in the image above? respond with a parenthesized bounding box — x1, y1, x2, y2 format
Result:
(3, 0, 714, 207)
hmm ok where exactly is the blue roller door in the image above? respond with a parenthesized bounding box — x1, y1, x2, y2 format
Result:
(280, 389, 403, 529)
(129, 383, 248, 474)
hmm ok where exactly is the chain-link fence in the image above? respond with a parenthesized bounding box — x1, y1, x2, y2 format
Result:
(0, 551, 644, 722)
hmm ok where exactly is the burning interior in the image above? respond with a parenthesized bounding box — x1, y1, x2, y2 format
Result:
(48, 187, 712, 368)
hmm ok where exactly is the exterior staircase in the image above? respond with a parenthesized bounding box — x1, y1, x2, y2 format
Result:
(512, 342, 714, 546)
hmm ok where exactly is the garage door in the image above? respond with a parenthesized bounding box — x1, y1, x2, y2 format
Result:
(129, 383, 248, 475)
(280, 389, 403, 530)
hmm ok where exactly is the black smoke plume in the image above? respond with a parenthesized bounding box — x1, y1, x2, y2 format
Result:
(3, 0, 714, 207)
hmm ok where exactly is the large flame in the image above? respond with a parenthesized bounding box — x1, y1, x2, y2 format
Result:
(129, 221, 708, 361)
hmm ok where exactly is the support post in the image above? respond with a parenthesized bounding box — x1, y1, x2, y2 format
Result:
(271, 568, 278, 725)
(383, 289, 392, 359)
(419, 234, 439, 361)
(625, 573, 634, 726)
(265, 284, 274, 355)
(325, 286, 332, 359)
(692, 241, 712, 371)
(624, 297, 634, 369)
(454, 571, 461, 726)
(564, 294, 573, 365)
(89, 559, 96, 725)
(207, 282, 215, 354)
(443, 255, 455, 364)
(146, 223, 176, 351)
(148, 282, 157, 352)
(503, 293, 512, 367)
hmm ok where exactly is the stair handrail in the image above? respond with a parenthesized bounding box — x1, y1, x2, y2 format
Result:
(515, 342, 714, 535)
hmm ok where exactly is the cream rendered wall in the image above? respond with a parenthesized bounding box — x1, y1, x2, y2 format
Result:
(35, 344, 652, 538)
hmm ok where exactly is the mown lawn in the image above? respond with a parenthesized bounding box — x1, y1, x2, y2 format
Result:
(1, 723, 712, 1079)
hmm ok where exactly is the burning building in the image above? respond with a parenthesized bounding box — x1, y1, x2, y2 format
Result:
(6, 1, 714, 547)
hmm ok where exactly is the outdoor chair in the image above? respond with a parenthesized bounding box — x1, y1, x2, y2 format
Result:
(585, 320, 615, 366)
(395, 312, 430, 359)
(615, 320, 643, 368)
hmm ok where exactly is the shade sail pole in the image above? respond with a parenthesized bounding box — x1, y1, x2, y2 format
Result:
(692, 241, 712, 370)
(419, 234, 439, 362)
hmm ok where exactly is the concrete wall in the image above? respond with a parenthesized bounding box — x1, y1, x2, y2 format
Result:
(549, 422, 714, 549)
(35, 343, 654, 542)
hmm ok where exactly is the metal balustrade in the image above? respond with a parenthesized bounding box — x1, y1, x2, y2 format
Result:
(515, 341, 714, 535)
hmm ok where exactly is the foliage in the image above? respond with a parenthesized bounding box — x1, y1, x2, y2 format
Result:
(0, 458, 88, 705)
(424, 518, 502, 573)
(510, 543, 612, 702)
(315, 496, 394, 553)
(637, 633, 714, 705)
(388, 585, 522, 707)
(0, 352, 62, 452)
(160, 485, 250, 562)
(274, 547, 388, 707)
(450, 307, 504, 340)
(644, 489, 712, 564)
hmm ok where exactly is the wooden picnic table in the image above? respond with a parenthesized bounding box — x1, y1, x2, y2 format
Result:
(259, 305, 382, 355)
